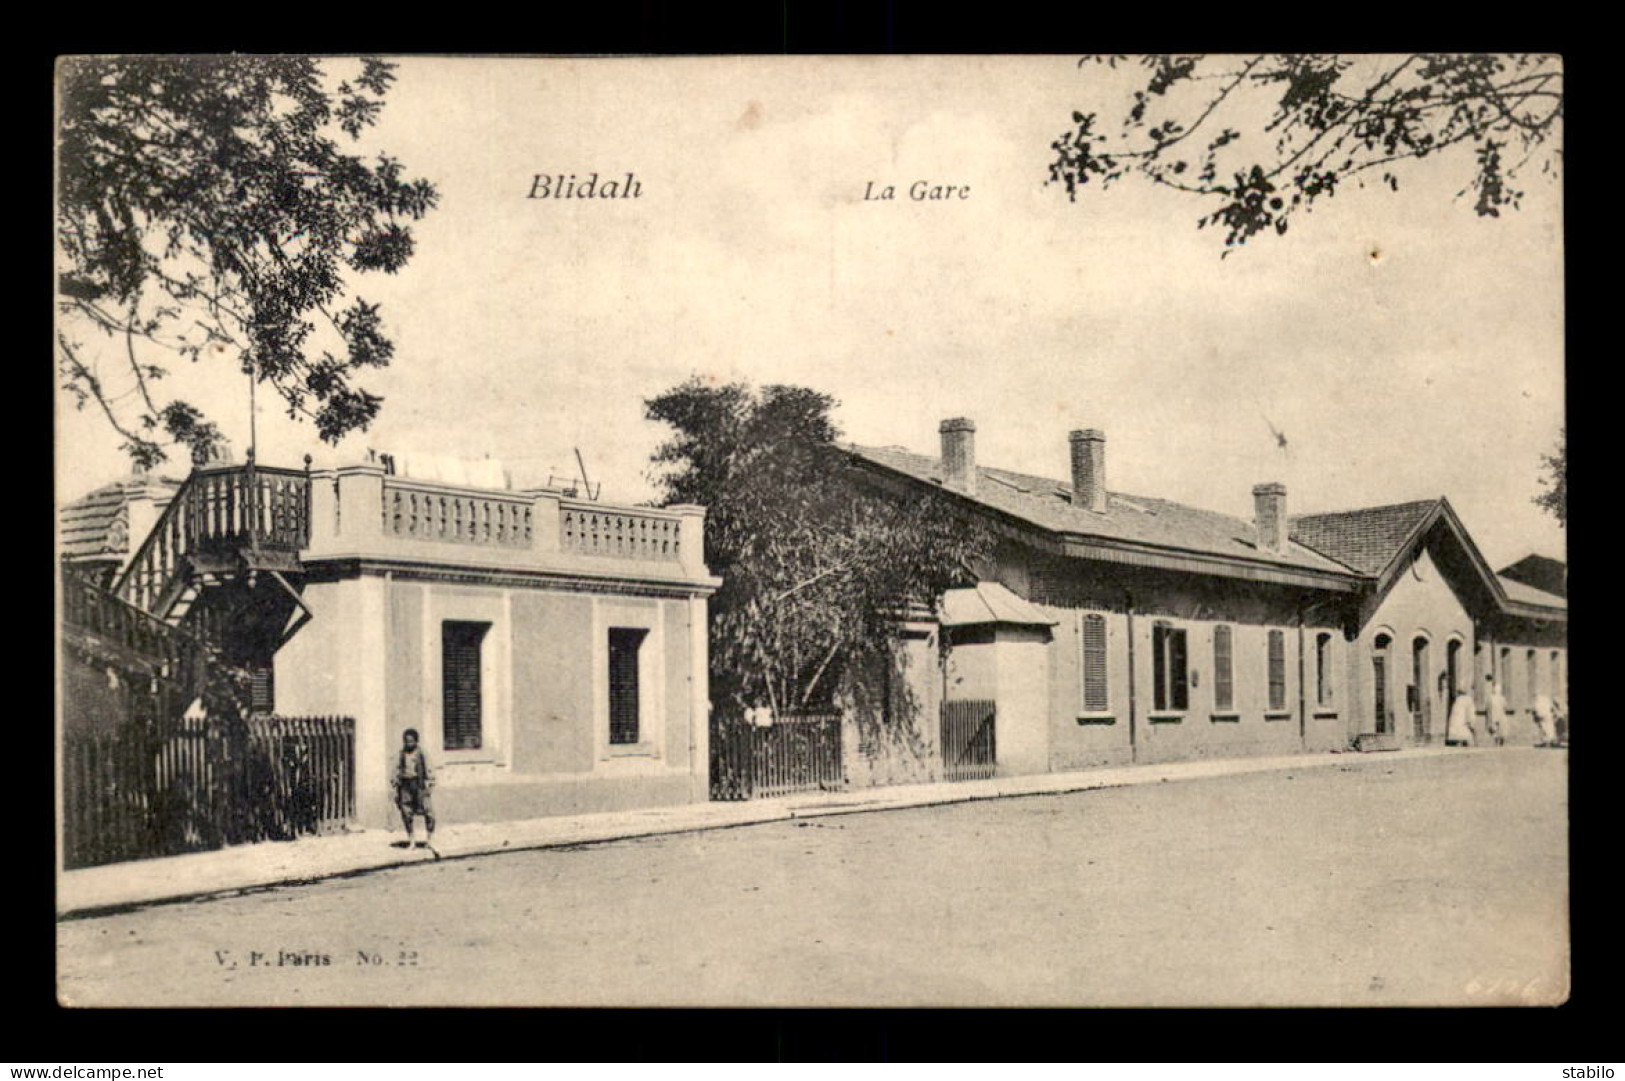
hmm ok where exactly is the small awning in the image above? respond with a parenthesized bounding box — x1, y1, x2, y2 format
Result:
(939, 582, 1058, 628)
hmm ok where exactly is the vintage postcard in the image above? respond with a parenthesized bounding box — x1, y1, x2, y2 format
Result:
(55, 54, 1566, 1008)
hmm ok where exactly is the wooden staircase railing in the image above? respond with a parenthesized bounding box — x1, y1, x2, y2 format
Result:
(113, 463, 312, 620)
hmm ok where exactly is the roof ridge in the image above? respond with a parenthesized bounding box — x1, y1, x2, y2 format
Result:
(1290, 497, 1440, 522)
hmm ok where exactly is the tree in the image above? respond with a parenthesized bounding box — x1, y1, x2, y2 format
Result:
(645, 378, 991, 721)
(1534, 428, 1565, 527)
(57, 56, 439, 466)
(1048, 54, 1562, 252)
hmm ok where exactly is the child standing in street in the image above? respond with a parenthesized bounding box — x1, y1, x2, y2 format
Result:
(393, 728, 436, 848)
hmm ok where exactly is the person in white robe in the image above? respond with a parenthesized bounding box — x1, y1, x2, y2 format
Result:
(1485, 676, 1509, 747)
(1532, 694, 1558, 745)
(1445, 688, 1478, 746)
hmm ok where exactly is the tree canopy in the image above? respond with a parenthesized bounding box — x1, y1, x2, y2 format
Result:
(645, 378, 991, 720)
(1048, 54, 1562, 252)
(1534, 428, 1565, 528)
(57, 56, 439, 466)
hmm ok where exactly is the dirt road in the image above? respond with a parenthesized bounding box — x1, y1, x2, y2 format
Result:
(57, 749, 1567, 1007)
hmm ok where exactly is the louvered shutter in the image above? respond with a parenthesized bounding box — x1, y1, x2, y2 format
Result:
(442, 622, 486, 750)
(1213, 626, 1234, 711)
(608, 628, 646, 745)
(1081, 614, 1108, 712)
(1170, 627, 1188, 711)
(1268, 630, 1286, 711)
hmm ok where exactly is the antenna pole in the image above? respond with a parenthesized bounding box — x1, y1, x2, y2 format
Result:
(574, 447, 595, 501)
(247, 356, 258, 464)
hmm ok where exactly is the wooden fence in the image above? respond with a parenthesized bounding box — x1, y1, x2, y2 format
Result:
(710, 713, 844, 800)
(941, 699, 997, 781)
(62, 713, 355, 870)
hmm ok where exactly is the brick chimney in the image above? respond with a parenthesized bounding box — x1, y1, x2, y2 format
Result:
(939, 418, 976, 493)
(1069, 429, 1108, 513)
(1253, 482, 1288, 553)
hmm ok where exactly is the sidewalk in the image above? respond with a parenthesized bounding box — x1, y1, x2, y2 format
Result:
(57, 744, 1488, 918)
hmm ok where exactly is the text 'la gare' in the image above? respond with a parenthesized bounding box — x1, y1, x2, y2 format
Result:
(864, 180, 971, 201)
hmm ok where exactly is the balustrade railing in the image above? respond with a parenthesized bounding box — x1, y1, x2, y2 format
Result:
(381, 479, 535, 548)
(560, 503, 683, 562)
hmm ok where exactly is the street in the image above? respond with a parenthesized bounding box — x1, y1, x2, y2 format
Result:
(56, 749, 1568, 1007)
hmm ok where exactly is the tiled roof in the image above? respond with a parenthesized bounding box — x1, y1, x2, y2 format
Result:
(1287, 500, 1440, 575)
(58, 475, 183, 561)
(1495, 574, 1567, 610)
(1497, 553, 1566, 599)
(847, 444, 1353, 575)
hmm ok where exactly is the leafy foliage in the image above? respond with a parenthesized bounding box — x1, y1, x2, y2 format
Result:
(646, 379, 991, 720)
(1049, 54, 1562, 253)
(57, 56, 439, 466)
(1534, 428, 1565, 527)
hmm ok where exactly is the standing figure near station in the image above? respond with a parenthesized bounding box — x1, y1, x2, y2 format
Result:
(393, 728, 437, 848)
(1485, 675, 1509, 748)
(1445, 684, 1478, 747)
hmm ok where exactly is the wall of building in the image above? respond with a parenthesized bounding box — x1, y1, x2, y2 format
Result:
(1040, 605, 1134, 771)
(1479, 613, 1567, 745)
(276, 570, 706, 829)
(990, 628, 1053, 775)
(843, 624, 944, 788)
(1350, 545, 1476, 747)
(1000, 550, 1351, 769)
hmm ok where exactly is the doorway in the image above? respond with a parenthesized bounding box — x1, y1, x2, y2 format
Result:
(1411, 636, 1432, 743)
(1372, 634, 1392, 735)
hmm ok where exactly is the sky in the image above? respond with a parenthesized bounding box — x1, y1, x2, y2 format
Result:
(55, 55, 1566, 570)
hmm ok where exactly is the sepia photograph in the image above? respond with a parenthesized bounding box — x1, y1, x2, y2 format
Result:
(54, 53, 1566, 1009)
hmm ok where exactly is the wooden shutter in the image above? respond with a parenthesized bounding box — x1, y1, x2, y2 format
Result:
(1152, 623, 1169, 712)
(1213, 626, 1234, 710)
(1268, 630, 1286, 711)
(442, 622, 486, 751)
(1170, 628, 1188, 711)
(1081, 614, 1108, 712)
(608, 628, 646, 745)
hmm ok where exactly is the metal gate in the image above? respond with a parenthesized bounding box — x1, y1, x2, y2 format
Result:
(941, 699, 996, 781)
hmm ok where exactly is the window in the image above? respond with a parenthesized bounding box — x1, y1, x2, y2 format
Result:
(1315, 632, 1334, 707)
(1080, 613, 1109, 712)
(1152, 622, 1188, 712)
(1212, 625, 1235, 711)
(1551, 651, 1563, 700)
(1267, 629, 1287, 711)
(442, 621, 489, 751)
(249, 663, 275, 714)
(1527, 649, 1538, 706)
(608, 628, 647, 745)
